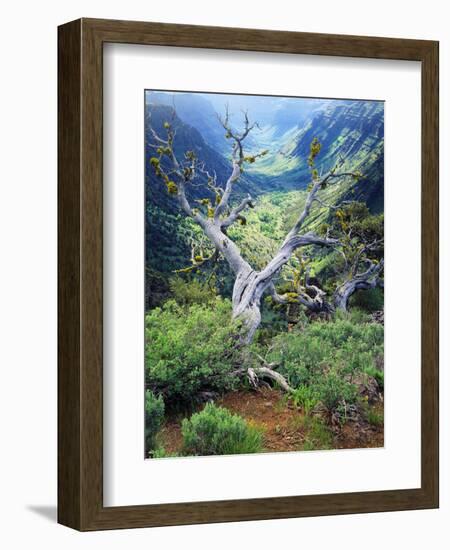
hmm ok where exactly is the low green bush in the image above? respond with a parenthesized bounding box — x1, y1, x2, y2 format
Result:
(268, 317, 382, 385)
(366, 408, 384, 427)
(151, 447, 180, 459)
(338, 307, 371, 325)
(311, 370, 358, 414)
(168, 276, 217, 307)
(145, 390, 165, 454)
(266, 334, 327, 388)
(290, 385, 319, 415)
(349, 287, 384, 313)
(181, 403, 264, 456)
(145, 299, 241, 408)
(266, 316, 383, 418)
(301, 416, 334, 451)
(364, 365, 384, 391)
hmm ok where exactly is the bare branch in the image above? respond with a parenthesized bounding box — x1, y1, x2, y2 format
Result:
(232, 363, 294, 393)
(282, 170, 361, 247)
(268, 268, 330, 313)
(214, 107, 262, 220)
(174, 238, 219, 274)
(213, 162, 241, 220)
(147, 111, 207, 225)
(351, 238, 384, 276)
(255, 232, 340, 296)
(334, 258, 384, 311)
(147, 115, 168, 145)
(221, 194, 255, 228)
(249, 366, 294, 393)
(327, 171, 363, 181)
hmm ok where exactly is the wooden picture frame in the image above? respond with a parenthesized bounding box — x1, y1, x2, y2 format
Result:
(58, 18, 439, 531)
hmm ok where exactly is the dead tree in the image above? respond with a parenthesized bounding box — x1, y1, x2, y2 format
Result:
(148, 107, 362, 342)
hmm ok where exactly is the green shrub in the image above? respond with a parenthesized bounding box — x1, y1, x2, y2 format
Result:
(266, 333, 329, 388)
(266, 316, 383, 419)
(168, 276, 217, 307)
(349, 287, 384, 313)
(268, 317, 383, 385)
(311, 370, 358, 414)
(290, 385, 319, 415)
(305, 316, 383, 349)
(343, 307, 372, 325)
(145, 299, 241, 407)
(181, 403, 264, 456)
(301, 417, 334, 450)
(145, 390, 165, 454)
(151, 447, 180, 459)
(364, 365, 384, 390)
(366, 408, 384, 427)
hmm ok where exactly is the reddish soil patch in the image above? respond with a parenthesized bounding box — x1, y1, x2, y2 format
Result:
(159, 389, 383, 455)
(217, 388, 306, 452)
(158, 418, 184, 454)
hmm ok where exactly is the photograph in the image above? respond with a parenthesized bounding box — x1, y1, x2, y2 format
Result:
(144, 90, 385, 458)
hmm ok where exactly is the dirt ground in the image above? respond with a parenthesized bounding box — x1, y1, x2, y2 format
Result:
(158, 388, 384, 455)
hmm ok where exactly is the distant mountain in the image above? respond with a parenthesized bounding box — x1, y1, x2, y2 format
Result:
(146, 92, 231, 154)
(146, 92, 325, 153)
(244, 99, 384, 212)
(291, 100, 384, 211)
(145, 95, 384, 211)
(292, 100, 384, 166)
(271, 98, 325, 137)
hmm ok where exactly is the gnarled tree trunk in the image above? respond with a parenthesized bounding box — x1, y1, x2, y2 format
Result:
(230, 267, 260, 342)
(229, 234, 339, 343)
(148, 108, 362, 344)
(333, 260, 383, 311)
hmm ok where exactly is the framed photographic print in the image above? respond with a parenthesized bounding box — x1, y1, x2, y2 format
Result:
(58, 18, 439, 530)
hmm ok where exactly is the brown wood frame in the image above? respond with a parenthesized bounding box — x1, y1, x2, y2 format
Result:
(58, 18, 439, 531)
